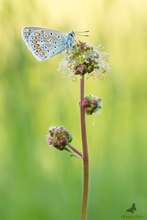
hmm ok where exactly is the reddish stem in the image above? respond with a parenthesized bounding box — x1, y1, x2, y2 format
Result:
(80, 76, 89, 220)
(67, 143, 83, 159)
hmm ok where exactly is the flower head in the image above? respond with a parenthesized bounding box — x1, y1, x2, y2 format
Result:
(82, 95, 102, 115)
(60, 41, 110, 79)
(47, 126, 72, 150)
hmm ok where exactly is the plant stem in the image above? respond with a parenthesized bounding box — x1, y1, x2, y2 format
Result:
(67, 143, 83, 159)
(80, 76, 89, 220)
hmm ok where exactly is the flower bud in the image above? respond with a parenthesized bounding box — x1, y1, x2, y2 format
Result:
(47, 126, 72, 150)
(87, 63, 95, 73)
(85, 107, 94, 115)
(75, 64, 87, 75)
(59, 41, 110, 79)
(82, 95, 102, 115)
(82, 97, 90, 107)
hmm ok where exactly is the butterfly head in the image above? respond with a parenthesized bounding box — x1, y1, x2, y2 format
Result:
(68, 31, 75, 38)
(67, 31, 75, 48)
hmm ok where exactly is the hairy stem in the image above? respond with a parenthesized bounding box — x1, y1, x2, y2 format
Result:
(80, 76, 89, 220)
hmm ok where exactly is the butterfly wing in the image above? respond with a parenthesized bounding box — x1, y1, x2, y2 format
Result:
(22, 27, 41, 49)
(22, 27, 68, 61)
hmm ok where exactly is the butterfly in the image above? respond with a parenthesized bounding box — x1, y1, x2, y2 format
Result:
(21, 27, 75, 61)
(126, 203, 136, 213)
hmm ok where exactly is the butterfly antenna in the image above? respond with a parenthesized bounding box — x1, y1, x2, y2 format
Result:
(76, 34, 89, 37)
(75, 30, 90, 37)
(75, 30, 89, 33)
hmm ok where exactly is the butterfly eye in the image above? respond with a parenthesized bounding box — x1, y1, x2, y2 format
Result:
(50, 32, 53, 35)
(69, 33, 73, 37)
(57, 36, 60, 39)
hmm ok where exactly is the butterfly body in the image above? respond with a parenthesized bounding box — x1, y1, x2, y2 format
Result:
(22, 27, 75, 61)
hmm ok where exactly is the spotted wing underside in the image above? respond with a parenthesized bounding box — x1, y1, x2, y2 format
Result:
(22, 27, 67, 61)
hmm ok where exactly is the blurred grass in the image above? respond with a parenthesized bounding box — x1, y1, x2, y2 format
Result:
(0, 0, 147, 219)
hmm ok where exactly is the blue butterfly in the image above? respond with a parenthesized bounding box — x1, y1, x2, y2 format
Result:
(22, 27, 75, 61)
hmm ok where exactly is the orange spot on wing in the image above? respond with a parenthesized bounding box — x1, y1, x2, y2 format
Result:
(35, 44, 39, 48)
(37, 48, 41, 53)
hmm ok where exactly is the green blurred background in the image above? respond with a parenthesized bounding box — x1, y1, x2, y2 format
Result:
(0, 0, 147, 219)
